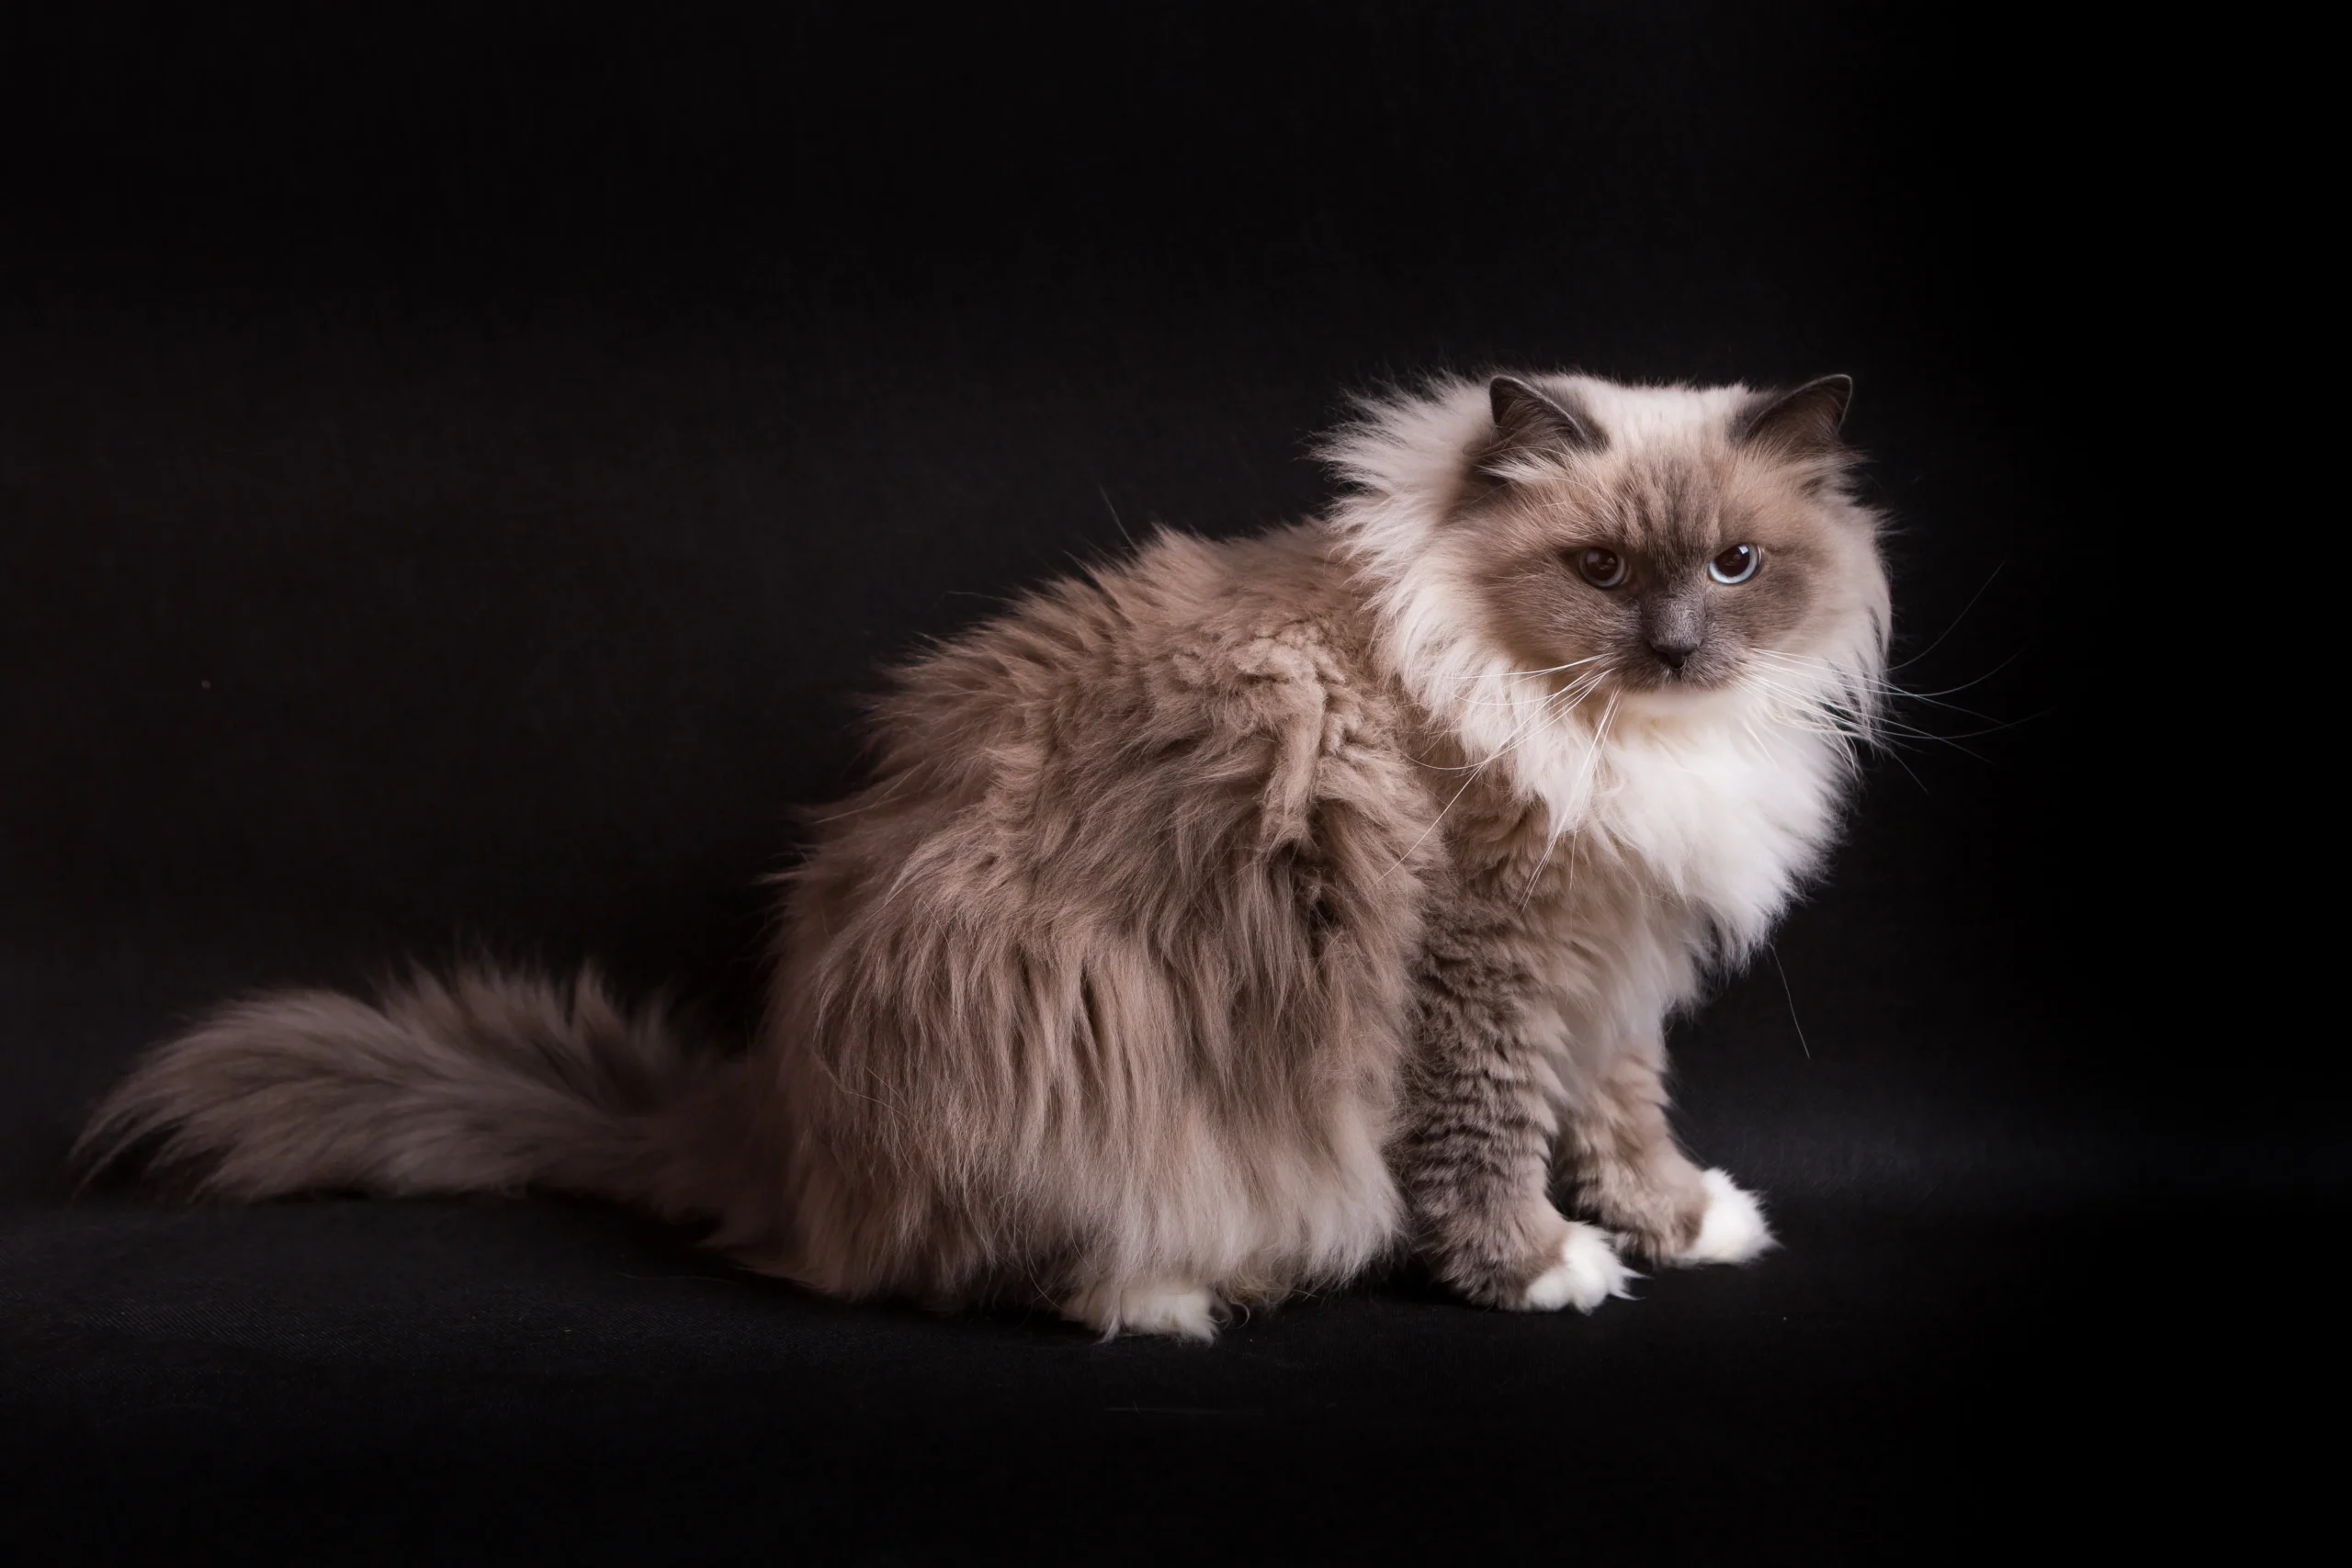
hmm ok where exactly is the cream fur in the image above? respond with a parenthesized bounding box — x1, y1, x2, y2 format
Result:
(79, 369, 1889, 1338)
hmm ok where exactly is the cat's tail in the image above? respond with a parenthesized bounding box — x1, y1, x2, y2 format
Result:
(73, 965, 736, 1220)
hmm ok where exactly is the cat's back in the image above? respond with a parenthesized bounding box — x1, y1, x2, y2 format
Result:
(924, 520, 1374, 723)
(854, 523, 1406, 863)
(779, 518, 1430, 1011)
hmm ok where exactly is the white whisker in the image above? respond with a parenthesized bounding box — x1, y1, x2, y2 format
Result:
(1382, 671, 1611, 880)
(1516, 689, 1620, 909)
(1890, 559, 2005, 672)
(1428, 655, 1610, 684)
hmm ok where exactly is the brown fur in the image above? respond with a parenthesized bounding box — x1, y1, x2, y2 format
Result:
(76, 372, 1890, 1337)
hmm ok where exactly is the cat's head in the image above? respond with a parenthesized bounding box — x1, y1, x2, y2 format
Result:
(1327, 371, 1889, 733)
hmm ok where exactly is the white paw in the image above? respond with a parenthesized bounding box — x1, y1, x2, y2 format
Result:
(1669, 1169, 1777, 1266)
(1517, 1222, 1635, 1313)
(1063, 1280, 1223, 1342)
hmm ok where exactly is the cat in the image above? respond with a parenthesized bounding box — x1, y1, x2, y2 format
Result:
(76, 369, 1889, 1340)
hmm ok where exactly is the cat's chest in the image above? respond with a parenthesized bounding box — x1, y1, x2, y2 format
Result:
(1532, 719, 1841, 948)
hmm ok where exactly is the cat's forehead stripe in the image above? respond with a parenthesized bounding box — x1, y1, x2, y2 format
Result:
(1614, 456, 1723, 549)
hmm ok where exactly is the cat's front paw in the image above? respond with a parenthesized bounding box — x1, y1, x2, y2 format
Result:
(1516, 1221, 1635, 1313)
(1666, 1168, 1776, 1267)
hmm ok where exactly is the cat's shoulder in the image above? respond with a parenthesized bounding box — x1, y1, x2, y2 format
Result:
(889, 523, 1395, 762)
(1128, 525, 1386, 725)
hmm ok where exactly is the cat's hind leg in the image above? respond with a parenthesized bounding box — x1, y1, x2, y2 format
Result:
(1557, 1050, 1776, 1267)
(1058, 1276, 1227, 1342)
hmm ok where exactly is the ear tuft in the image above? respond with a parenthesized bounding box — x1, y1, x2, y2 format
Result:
(1478, 376, 1603, 480)
(1735, 375, 1853, 457)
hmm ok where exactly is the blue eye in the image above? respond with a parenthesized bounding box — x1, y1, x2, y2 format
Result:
(1708, 544, 1758, 584)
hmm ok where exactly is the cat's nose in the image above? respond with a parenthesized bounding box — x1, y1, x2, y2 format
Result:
(1647, 634, 1701, 671)
(1642, 597, 1705, 671)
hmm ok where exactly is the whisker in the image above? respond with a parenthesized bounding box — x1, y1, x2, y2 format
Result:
(1414, 671, 1611, 770)
(1739, 671, 1943, 784)
(1451, 667, 1614, 707)
(1384, 666, 1620, 881)
(1517, 690, 1620, 909)
(1749, 646, 2022, 716)
(1891, 559, 2006, 672)
(1428, 655, 1610, 684)
(1744, 648, 2035, 753)
(1768, 943, 1812, 1061)
(1382, 679, 1594, 876)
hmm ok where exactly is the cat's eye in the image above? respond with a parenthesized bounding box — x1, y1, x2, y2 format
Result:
(1577, 547, 1628, 589)
(1708, 544, 1759, 585)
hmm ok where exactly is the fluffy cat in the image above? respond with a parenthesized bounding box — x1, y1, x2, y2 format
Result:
(77, 370, 1889, 1340)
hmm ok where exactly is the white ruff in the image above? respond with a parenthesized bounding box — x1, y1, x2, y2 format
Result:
(1324, 373, 1889, 957)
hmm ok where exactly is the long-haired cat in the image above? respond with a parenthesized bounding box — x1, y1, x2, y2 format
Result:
(77, 370, 1888, 1339)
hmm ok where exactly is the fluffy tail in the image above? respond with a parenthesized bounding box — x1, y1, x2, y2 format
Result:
(75, 966, 731, 1219)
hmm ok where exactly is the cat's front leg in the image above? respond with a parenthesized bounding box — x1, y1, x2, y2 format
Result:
(1555, 1047, 1775, 1268)
(1397, 944, 1633, 1314)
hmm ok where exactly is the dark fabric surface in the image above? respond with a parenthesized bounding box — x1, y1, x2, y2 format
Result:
(0, 1198, 2235, 1562)
(0, 5, 2312, 1560)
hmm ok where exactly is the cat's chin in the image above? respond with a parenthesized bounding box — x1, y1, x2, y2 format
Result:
(1611, 678, 1759, 725)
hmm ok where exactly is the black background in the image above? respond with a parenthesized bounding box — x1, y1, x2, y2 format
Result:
(0, 5, 2309, 1562)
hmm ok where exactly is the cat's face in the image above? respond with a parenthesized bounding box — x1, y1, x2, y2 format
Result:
(1459, 376, 1877, 705)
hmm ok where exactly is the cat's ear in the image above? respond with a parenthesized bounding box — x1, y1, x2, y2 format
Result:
(1735, 375, 1854, 457)
(1477, 376, 1603, 480)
